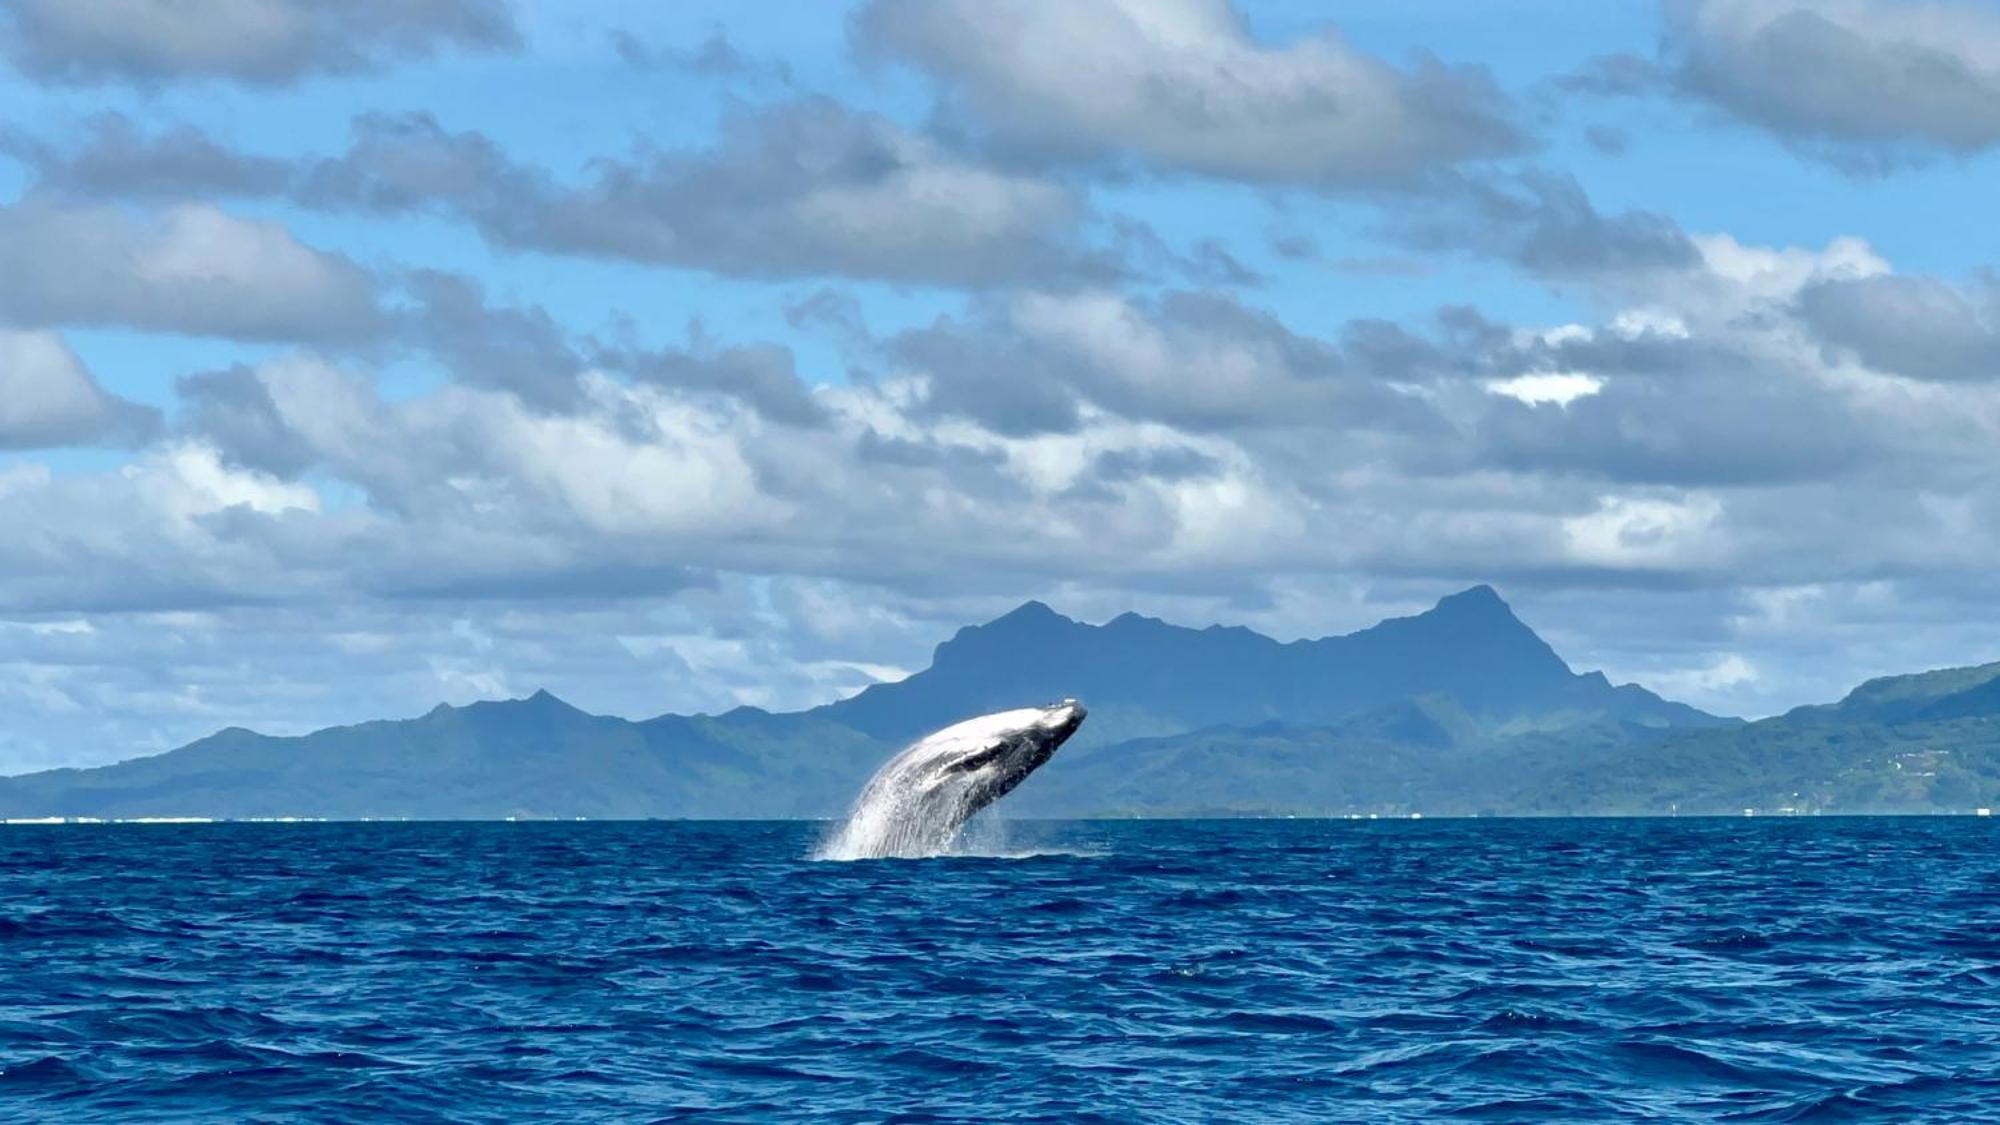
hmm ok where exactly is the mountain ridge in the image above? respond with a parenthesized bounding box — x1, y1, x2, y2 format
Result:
(9, 586, 1996, 820)
(815, 585, 1719, 746)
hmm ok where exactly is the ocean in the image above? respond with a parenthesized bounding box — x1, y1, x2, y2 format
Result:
(2, 818, 1996, 1121)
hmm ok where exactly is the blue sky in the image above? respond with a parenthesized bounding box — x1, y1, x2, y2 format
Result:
(2, 0, 2000, 770)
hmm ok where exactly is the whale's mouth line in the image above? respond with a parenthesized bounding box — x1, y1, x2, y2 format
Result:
(813, 701, 1087, 861)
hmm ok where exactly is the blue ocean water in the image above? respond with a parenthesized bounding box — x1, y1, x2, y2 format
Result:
(2, 819, 1998, 1122)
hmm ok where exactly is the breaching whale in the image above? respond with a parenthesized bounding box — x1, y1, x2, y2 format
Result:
(817, 700, 1087, 860)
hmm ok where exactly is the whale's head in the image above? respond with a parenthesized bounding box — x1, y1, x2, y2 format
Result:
(927, 699, 1087, 804)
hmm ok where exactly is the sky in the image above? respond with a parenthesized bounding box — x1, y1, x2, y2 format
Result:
(2, 0, 2000, 772)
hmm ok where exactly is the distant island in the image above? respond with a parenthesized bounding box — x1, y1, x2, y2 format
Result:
(4, 586, 1999, 820)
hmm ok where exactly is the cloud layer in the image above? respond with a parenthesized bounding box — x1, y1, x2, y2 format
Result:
(1656, 0, 2000, 168)
(0, 0, 518, 86)
(0, 330, 158, 449)
(0, 201, 382, 341)
(0, 0, 1997, 769)
(856, 0, 1523, 185)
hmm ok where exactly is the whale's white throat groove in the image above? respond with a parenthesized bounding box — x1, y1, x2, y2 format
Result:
(817, 701, 1086, 860)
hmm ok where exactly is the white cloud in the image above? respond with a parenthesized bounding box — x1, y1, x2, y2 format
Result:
(0, 202, 381, 341)
(0, 215, 1996, 766)
(856, 0, 1522, 186)
(1562, 494, 1728, 569)
(1653, 652, 1761, 694)
(23, 619, 93, 636)
(1692, 232, 1887, 298)
(139, 442, 322, 520)
(0, 0, 519, 86)
(0, 329, 157, 449)
(1669, 0, 2000, 163)
(30, 103, 1121, 288)
(1485, 372, 1606, 408)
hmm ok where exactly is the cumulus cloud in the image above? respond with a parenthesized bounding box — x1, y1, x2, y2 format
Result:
(1486, 373, 1604, 407)
(1664, 0, 2000, 168)
(0, 579, 950, 772)
(609, 27, 793, 87)
(0, 0, 519, 86)
(1465, 233, 1976, 487)
(177, 358, 786, 550)
(1477, 366, 1889, 486)
(387, 271, 833, 423)
(6, 335, 1337, 619)
(6, 104, 1127, 288)
(333, 99, 1122, 286)
(0, 442, 329, 614)
(0, 330, 158, 449)
(1797, 273, 2000, 381)
(853, 0, 1524, 186)
(8, 223, 2000, 763)
(860, 243, 1925, 497)
(396, 272, 585, 410)
(0, 201, 382, 342)
(1392, 170, 1699, 279)
(1561, 493, 1729, 572)
(2, 227, 1962, 623)
(881, 289, 1448, 436)
(0, 115, 295, 200)
(11, 2, 2000, 775)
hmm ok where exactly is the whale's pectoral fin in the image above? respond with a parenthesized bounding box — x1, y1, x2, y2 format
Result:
(942, 742, 1009, 775)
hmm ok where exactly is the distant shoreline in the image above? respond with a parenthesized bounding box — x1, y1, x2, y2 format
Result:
(5, 810, 1996, 826)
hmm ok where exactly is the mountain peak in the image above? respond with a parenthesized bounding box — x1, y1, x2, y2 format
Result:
(522, 688, 579, 711)
(1429, 584, 1514, 619)
(995, 600, 1068, 625)
(1406, 586, 1545, 648)
(959, 600, 1079, 644)
(455, 688, 582, 718)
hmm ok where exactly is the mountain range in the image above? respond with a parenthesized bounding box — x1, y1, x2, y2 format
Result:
(4, 586, 1998, 819)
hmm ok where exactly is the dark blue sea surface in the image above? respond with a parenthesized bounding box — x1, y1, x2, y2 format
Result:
(3, 818, 1998, 1121)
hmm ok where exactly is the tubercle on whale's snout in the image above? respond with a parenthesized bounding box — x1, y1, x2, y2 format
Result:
(1042, 699, 1087, 737)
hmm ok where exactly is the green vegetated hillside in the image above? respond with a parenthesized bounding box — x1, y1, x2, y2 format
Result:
(4, 588, 1998, 819)
(1506, 663, 2000, 816)
(1019, 660, 2000, 818)
(0, 694, 886, 821)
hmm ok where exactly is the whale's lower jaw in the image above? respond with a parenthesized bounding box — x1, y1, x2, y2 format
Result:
(816, 701, 1087, 860)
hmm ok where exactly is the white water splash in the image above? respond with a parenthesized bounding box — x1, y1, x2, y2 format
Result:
(814, 703, 1085, 861)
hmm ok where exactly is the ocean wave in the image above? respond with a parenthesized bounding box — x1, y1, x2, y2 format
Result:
(3, 818, 1998, 1120)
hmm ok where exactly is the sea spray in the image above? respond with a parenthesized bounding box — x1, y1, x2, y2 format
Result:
(815, 701, 1085, 860)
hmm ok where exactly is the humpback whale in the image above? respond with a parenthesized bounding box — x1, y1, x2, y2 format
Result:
(818, 700, 1086, 860)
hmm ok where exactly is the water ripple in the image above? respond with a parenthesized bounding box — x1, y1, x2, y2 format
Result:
(2, 818, 1998, 1120)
